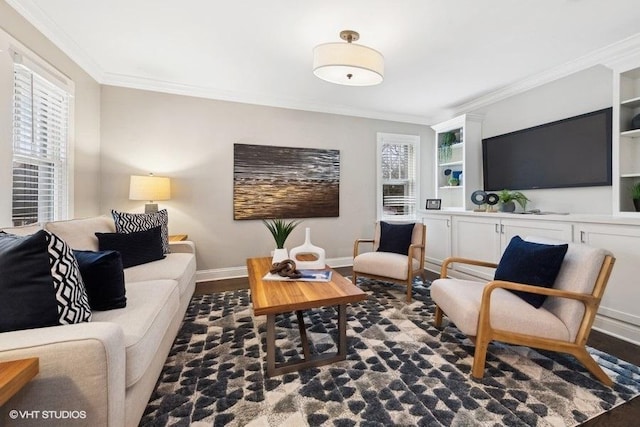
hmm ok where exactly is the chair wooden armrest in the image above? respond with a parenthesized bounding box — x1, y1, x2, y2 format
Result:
(481, 280, 598, 307)
(353, 238, 374, 258)
(440, 257, 498, 278)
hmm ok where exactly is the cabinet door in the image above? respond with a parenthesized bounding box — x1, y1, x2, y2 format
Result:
(500, 219, 573, 253)
(576, 223, 640, 335)
(421, 215, 451, 270)
(451, 216, 501, 280)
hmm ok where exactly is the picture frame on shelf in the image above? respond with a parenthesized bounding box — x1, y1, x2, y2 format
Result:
(426, 199, 442, 210)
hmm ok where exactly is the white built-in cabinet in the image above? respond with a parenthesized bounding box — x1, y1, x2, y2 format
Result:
(449, 215, 572, 280)
(431, 114, 483, 211)
(419, 211, 640, 344)
(422, 214, 451, 270)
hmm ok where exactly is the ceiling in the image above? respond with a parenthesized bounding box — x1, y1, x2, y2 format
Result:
(7, 0, 640, 124)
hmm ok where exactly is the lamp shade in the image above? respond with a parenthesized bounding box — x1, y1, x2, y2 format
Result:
(129, 175, 171, 202)
(313, 42, 384, 86)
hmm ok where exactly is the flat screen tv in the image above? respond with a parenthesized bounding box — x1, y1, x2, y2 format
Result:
(482, 107, 612, 191)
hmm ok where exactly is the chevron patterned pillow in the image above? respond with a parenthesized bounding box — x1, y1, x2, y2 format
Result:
(111, 209, 169, 254)
(0, 230, 91, 332)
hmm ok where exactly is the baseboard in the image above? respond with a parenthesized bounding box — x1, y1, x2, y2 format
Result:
(195, 256, 354, 283)
(593, 315, 640, 347)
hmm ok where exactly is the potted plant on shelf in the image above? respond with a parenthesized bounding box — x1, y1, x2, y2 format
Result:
(263, 218, 301, 262)
(633, 183, 640, 212)
(497, 189, 529, 212)
(438, 132, 457, 163)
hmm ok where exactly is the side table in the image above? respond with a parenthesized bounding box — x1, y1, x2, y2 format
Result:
(0, 357, 39, 406)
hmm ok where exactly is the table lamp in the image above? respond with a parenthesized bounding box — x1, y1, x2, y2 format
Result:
(129, 174, 171, 213)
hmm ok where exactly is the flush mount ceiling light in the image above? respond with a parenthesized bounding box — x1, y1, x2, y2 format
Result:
(313, 30, 384, 86)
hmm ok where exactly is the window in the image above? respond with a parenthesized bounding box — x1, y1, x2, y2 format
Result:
(377, 133, 420, 220)
(11, 52, 72, 226)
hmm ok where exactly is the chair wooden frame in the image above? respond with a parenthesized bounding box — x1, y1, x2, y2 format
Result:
(352, 223, 426, 302)
(434, 255, 616, 386)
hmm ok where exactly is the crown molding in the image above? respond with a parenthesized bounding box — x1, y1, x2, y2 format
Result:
(6, 0, 105, 81)
(449, 33, 640, 118)
(101, 72, 432, 125)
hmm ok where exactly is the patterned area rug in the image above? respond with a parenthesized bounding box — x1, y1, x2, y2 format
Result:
(141, 280, 640, 426)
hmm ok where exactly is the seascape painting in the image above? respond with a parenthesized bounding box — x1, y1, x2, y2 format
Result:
(233, 144, 340, 220)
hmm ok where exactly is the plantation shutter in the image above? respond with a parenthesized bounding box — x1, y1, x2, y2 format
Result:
(12, 59, 70, 226)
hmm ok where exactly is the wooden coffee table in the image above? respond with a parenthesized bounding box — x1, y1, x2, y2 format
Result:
(246, 257, 367, 377)
(0, 357, 39, 406)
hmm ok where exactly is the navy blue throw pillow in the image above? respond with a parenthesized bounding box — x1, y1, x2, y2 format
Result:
(95, 226, 165, 268)
(73, 250, 127, 311)
(494, 236, 568, 308)
(0, 230, 58, 332)
(377, 222, 415, 255)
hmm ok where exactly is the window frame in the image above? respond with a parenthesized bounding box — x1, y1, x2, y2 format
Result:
(10, 46, 74, 226)
(376, 132, 420, 221)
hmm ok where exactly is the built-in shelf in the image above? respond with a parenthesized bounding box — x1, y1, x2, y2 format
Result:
(621, 96, 640, 109)
(432, 114, 482, 211)
(621, 129, 640, 138)
(438, 161, 463, 167)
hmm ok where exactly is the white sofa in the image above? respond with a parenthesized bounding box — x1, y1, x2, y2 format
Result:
(0, 216, 196, 427)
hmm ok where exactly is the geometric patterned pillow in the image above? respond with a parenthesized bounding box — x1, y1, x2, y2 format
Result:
(44, 231, 92, 324)
(111, 209, 169, 254)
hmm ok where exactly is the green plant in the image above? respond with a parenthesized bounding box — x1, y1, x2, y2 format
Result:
(442, 132, 456, 146)
(633, 182, 640, 200)
(262, 219, 301, 249)
(498, 189, 530, 210)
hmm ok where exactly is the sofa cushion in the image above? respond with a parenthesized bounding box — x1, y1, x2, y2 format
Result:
(92, 279, 180, 388)
(124, 253, 196, 298)
(74, 250, 127, 311)
(44, 216, 115, 251)
(377, 221, 415, 255)
(96, 226, 165, 268)
(430, 278, 570, 341)
(112, 209, 169, 254)
(494, 235, 568, 308)
(0, 223, 43, 236)
(0, 230, 92, 332)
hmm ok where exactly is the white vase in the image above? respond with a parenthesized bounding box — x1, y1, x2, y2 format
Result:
(289, 227, 326, 269)
(271, 248, 289, 264)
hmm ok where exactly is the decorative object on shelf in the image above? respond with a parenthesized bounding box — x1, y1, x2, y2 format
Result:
(497, 189, 530, 212)
(438, 132, 456, 163)
(471, 190, 487, 212)
(632, 113, 640, 130)
(633, 182, 640, 212)
(486, 192, 499, 212)
(263, 219, 301, 263)
(426, 199, 442, 210)
(288, 227, 326, 269)
(313, 30, 384, 86)
(129, 174, 171, 213)
(451, 171, 462, 185)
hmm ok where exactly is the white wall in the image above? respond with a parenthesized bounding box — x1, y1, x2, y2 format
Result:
(0, 1, 101, 224)
(99, 86, 432, 273)
(471, 65, 614, 214)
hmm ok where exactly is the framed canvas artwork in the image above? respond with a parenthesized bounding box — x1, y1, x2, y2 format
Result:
(233, 144, 340, 220)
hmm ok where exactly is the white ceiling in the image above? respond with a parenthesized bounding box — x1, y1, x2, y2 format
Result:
(7, 0, 640, 124)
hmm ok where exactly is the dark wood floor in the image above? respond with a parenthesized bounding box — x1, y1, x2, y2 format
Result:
(195, 267, 639, 426)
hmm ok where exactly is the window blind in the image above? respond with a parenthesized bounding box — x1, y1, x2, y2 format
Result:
(380, 140, 416, 218)
(12, 62, 70, 226)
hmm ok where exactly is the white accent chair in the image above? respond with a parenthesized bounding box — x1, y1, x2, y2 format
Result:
(352, 222, 426, 302)
(430, 236, 615, 385)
